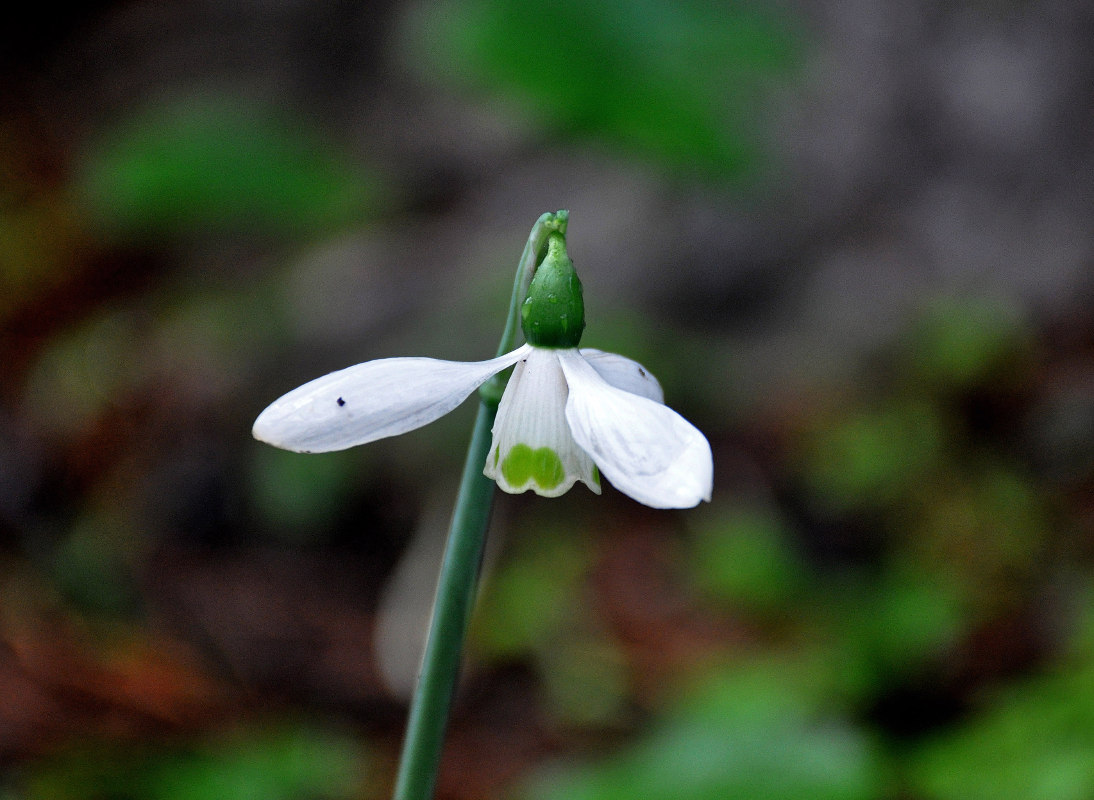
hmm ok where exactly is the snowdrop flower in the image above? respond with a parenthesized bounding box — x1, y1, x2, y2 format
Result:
(253, 233, 712, 508)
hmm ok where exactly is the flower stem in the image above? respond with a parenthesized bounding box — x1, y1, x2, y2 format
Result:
(390, 399, 497, 800)
(391, 211, 569, 800)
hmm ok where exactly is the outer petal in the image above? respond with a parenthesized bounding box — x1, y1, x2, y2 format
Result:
(253, 345, 531, 453)
(558, 349, 712, 509)
(484, 348, 601, 497)
(580, 348, 664, 403)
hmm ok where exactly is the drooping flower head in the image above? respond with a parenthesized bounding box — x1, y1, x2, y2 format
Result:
(253, 227, 712, 508)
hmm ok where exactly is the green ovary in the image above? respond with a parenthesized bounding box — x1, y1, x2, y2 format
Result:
(500, 443, 565, 491)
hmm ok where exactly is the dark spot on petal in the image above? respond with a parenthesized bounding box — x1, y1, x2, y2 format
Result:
(639, 367, 647, 377)
(337, 397, 346, 406)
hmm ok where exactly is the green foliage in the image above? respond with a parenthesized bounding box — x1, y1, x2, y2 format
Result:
(807, 564, 967, 702)
(912, 465, 1050, 606)
(686, 505, 807, 614)
(473, 525, 591, 657)
(22, 284, 282, 442)
(402, 0, 800, 181)
(801, 399, 947, 514)
(473, 526, 630, 726)
(77, 96, 378, 238)
(520, 662, 885, 800)
(22, 308, 154, 438)
(906, 298, 1029, 392)
(853, 566, 965, 677)
(536, 635, 631, 728)
(910, 659, 1094, 800)
(23, 723, 368, 800)
(51, 507, 141, 614)
(250, 447, 364, 539)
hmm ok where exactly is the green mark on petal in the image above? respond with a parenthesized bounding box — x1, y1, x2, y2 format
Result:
(501, 444, 565, 491)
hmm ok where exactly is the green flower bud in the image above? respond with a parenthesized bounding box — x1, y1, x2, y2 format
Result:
(521, 232, 585, 348)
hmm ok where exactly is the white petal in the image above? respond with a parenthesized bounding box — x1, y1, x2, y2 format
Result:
(484, 348, 600, 497)
(253, 345, 531, 453)
(580, 348, 664, 403)
(558, 349, 712, 509)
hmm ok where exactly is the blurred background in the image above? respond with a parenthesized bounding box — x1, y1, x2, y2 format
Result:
(2, 0, 1094, 798)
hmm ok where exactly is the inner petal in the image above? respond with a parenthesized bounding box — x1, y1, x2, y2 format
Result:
(485, 348, 601, 498)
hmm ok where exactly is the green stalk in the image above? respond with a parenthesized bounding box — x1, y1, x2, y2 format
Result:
(391, 211, 569, 800)
(389, 400, 497, 800)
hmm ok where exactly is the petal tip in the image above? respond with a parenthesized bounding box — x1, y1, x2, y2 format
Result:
(251, 409, 275, 445)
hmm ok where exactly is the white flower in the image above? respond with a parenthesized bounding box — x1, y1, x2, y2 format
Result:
(253, 344, 713, 509)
